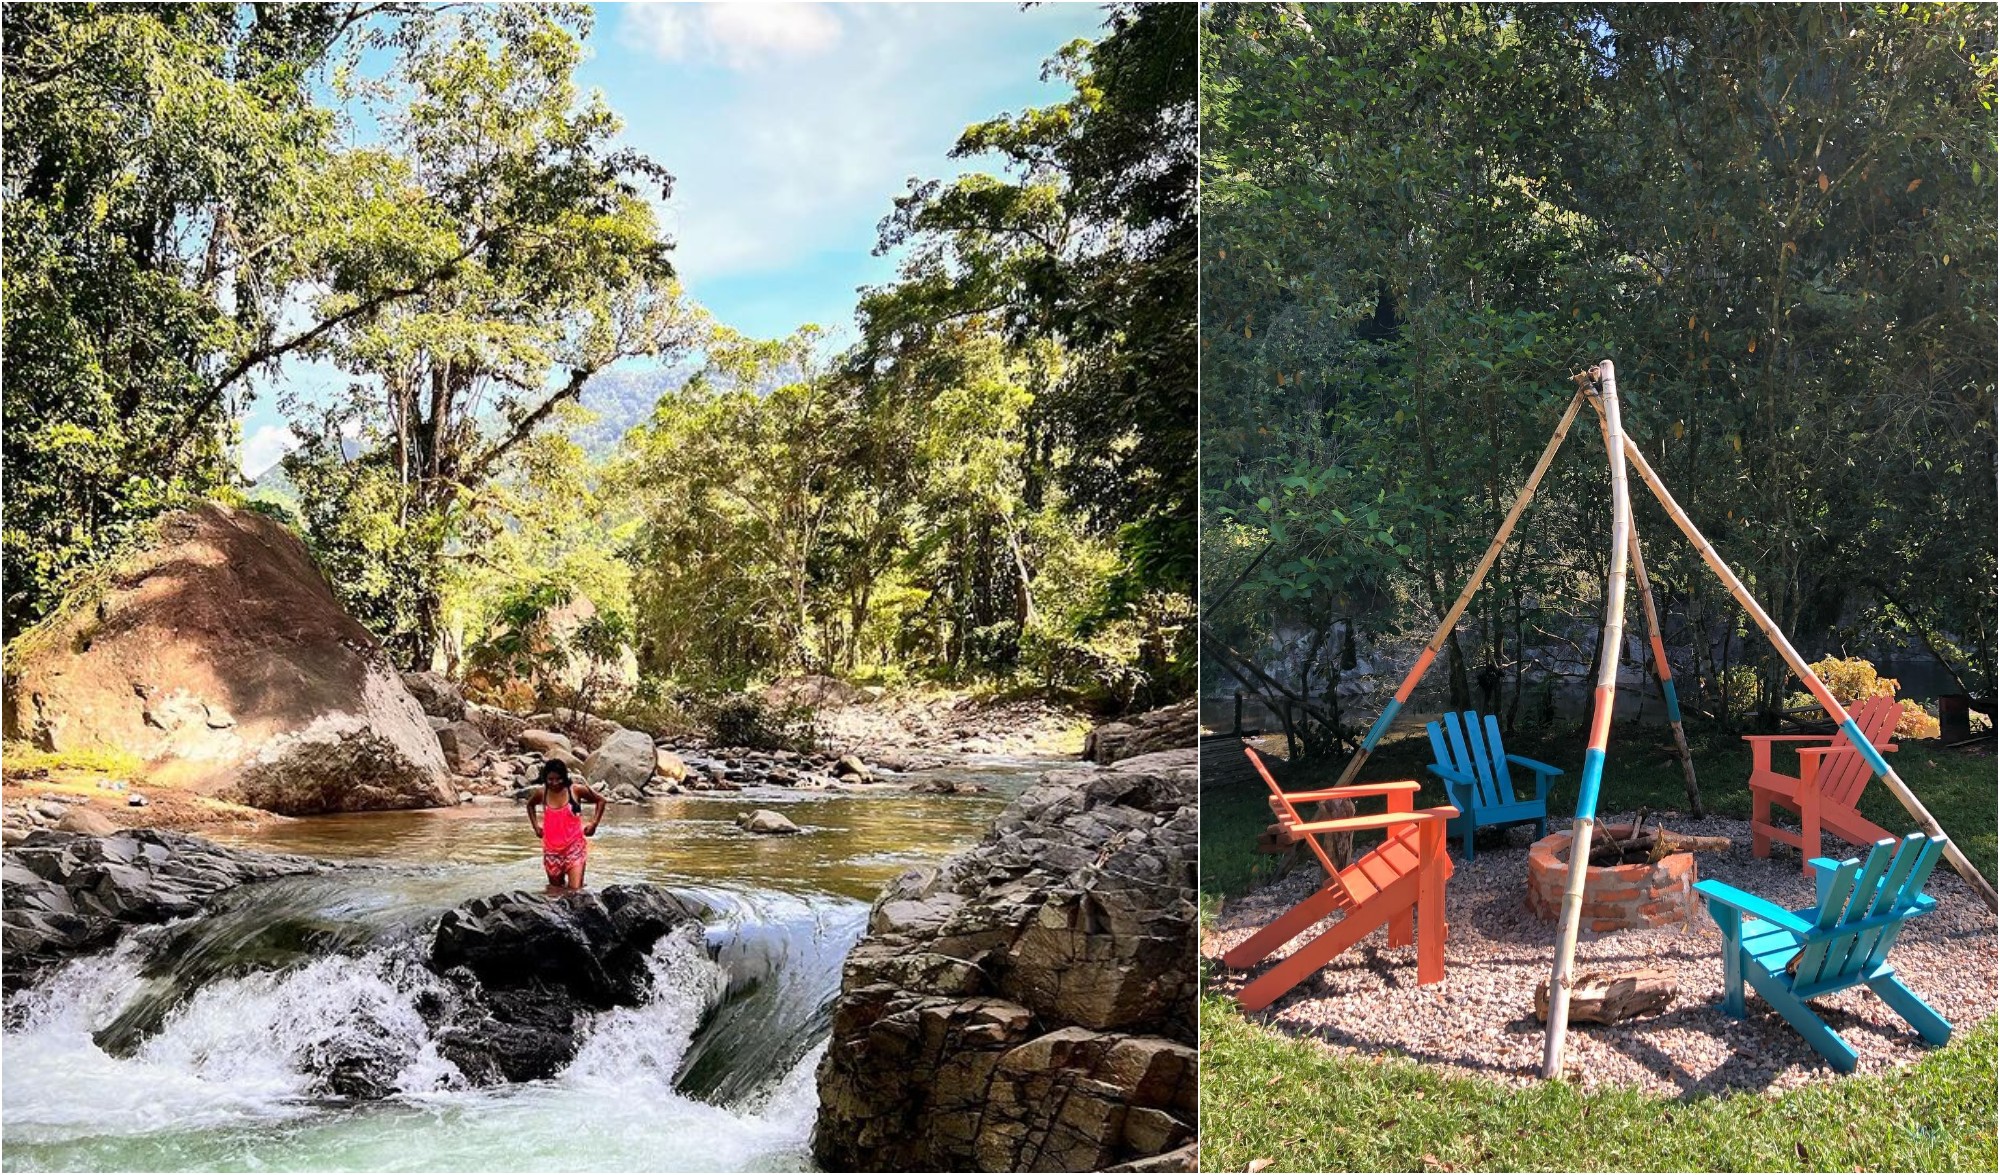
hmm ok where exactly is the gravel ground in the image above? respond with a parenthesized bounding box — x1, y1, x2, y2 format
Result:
(1205, 812, 1998, 1095)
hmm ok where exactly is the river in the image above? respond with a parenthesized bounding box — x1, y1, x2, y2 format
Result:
(1, 756, 1060, 1172)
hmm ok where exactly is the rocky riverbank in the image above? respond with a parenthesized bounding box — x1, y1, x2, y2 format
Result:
(812, 716, 1199, 1172)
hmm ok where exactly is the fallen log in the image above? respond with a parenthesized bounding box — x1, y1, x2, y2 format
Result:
(1534, 968, 1678, 1024)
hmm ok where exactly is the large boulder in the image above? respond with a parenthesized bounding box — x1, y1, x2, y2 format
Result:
(1082, 699, 1197, 766)
(813, 748, 1199, 1172)
(582, 728, 656, 792)
(2, 504, 455, 815)
(435, 720, 491, 774)
(430, 886, 707, 1008)
(401, 671, 466, 720)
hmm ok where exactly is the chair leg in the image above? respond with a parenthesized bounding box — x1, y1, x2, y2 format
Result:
(1800, 786, 1821, 875)
(1416, 821, 1445, 985)
(1750, 972, 1859, 1073)
(1462, 825, 1476, 863)
(1535, 815, 1548, 840)
(1751, 788, 1772, 858)
(1868, 973, 1952, 1046)
(1386, 905, 1413, 948)
(1712, 906, 1745, 1018)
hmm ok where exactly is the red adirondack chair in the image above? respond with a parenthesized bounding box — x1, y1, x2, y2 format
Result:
(1223, 747, 1458, 1012)
(1747, 695, 1900, 872)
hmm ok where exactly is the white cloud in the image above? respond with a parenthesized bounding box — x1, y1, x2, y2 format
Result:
(623, 3, 843, 69)
(623, 4, 1077, 284)
(239, 423, 301, 480)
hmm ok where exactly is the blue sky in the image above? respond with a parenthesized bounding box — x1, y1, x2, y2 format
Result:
(240, 1, 1107, 477)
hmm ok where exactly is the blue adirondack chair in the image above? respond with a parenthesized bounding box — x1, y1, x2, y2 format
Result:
(1695, 832, 1952, 1073)
(1423, 711, 1559, 860)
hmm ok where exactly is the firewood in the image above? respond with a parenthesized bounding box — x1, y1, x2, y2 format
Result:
(1648, 828, 1733, 861)
(1534, 968, 1678, 1024)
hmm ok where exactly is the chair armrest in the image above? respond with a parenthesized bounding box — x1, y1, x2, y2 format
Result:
(1693, 879, 1815, 935)
(1426, 762, 1475, 784)
(1798, 744, 1897, 762)
(1290, 806, 1460, 836)
(1505, 754, 1562, 776)
(1282, 780, 1422, 803)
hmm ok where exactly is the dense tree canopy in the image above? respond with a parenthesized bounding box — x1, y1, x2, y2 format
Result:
(1202, 3, 1996, 754)
(4, 2, 1195, 715)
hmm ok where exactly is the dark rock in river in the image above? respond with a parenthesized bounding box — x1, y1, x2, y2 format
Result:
(813, 747, 1199, 1172)
(1, 829, 323, 991)
(424, 885, 712, 1083)
(1082, 699, 1198, 766)
(431, 885, 708, 1007)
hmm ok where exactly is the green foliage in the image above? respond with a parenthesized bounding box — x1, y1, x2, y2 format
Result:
(865, 2, 1198, 697)
(1202, 4, 1997, 748)
(1, 3, 362, 636)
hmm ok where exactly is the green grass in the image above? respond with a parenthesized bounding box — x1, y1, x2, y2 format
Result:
(1201, 719, 2000, 1171)
(1202, 996, 1998, 1172)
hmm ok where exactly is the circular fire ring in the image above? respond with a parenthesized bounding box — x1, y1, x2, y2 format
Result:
(1526, 823, 1698, 932)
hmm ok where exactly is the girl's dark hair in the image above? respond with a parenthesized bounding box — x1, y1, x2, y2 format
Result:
(538, 759, 572, 786)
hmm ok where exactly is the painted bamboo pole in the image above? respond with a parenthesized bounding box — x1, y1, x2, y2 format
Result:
(1542, 360, 1630, 1081)
(1628, 526, 1704, 817)
(1334, 388, 1588, 788)
(1581, 393, 1703, 817)
(1621, 435, 1999, 912)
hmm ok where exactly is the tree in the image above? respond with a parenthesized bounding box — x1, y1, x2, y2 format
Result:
(867, 1, 1198, 695)
(280, 5, 702, 666)
(1201, 3, 1995, 752)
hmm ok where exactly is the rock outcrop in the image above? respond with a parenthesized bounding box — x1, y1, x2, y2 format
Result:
(1, 828, 324, 990)
(1081, 699, 1198, 766)
(3, 504, 455, 814)
(427, 886, 711, 1083)
(813, 747, 1199, 1172)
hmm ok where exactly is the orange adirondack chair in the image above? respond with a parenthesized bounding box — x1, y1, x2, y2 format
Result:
(1747, 695, 1900, 872)
(1223, 747, 1459, 1012)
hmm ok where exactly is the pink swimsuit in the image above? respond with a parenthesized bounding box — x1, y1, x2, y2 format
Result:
(542, 787, 587, 881)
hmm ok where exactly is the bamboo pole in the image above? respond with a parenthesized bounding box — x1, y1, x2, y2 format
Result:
(1621, 435, 1999, 912)
(1542, 360, 1630, 1080)
(1334, 388, 1588, 787)
(1627, 526, 1703, 816)
(1583, 396, 1703, 817)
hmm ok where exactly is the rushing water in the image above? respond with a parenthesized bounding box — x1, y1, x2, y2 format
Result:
(1, 757, 1058, 1172)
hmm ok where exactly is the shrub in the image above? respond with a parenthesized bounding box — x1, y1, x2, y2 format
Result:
(701, 693, 820, 753)
(1788, 655, 1941, 740)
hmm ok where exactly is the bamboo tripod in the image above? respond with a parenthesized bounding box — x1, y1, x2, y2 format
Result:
(1327, 359, 2000, 1082)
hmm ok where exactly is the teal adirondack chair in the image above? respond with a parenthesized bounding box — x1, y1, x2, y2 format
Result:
(1424, 711, 1559, 860)
(1695, 832, 1952, 1073)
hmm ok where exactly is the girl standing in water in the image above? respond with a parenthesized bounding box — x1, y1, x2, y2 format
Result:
(526, 760, 606, 891)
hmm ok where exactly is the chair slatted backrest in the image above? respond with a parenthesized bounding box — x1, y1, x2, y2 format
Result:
(1792, 833, 1943, 990)
(1428, 712, 1517, 809)
(1819, 696, 1900, 807)
(1243, 746, 1346, 888)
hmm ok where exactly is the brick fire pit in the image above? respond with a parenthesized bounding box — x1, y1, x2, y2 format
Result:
(1526, 823, 1698, 932)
